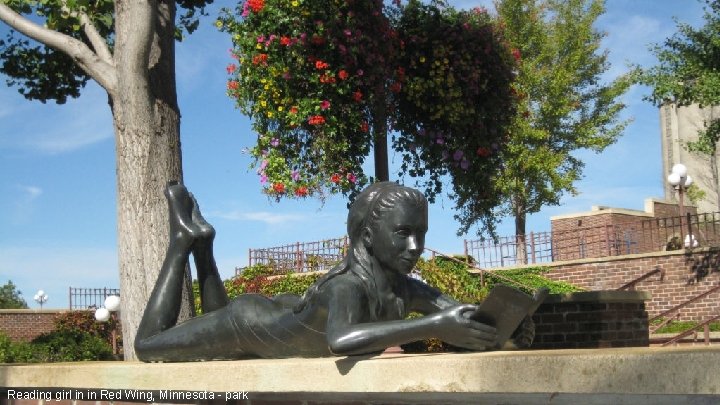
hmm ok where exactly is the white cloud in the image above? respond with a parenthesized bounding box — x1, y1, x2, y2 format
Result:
(210, 210, 313, 224)
(19, 185, 42, 201)
(0, 82, 113, 155)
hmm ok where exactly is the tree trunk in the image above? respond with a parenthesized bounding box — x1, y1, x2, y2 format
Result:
(514, 200, 528, 265)
(372, 93, 389, 182)
(113, 0, 193, 360)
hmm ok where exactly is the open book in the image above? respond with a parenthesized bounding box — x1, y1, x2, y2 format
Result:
(469, 285, 549, 349)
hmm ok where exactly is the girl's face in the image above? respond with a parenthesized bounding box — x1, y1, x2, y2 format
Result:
(370, 201, 428, 275)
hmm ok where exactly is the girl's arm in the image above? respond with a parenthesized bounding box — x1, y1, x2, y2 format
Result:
(324, 282, 495, 356)
(406, 277, 461, 314)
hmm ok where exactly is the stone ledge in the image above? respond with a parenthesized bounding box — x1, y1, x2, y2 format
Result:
(2, 346, 719, 396)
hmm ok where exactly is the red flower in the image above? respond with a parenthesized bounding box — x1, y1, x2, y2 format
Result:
(290, 106, 299, 114)
(338, 70, 349, 80)
(295, 186, 308, 197)
(315, 60, 329, 70)
(273, 182, 286, 193)
(247, 0, 265, 13)
(308, 115, 326, 125)
(360, 121, 369, 132)
(319, 74, 336, 84)
(390, 82, 402, 93)
(512, 48, 521, 62)
(476, 147, 491, 157)
(280, 36, 291, 46)
(252, 53, 268, 65)
(226, 64, 237, 74)
(227, 81, 239, 90)
(352, 90, 363, 102)
(331, 173, 341, 184)
(320, 100, 331, 110)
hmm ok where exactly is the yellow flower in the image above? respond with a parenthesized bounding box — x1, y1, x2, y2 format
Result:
(419, 56, 426, 63)
(278, 106, 284, 112)
(267, 111, 274, 118)
(291, 0, 298, 6)
(256, 43, 262, 49)
(261, 100, 267, 107)
(214, 20, 223, 29)
(264, 84, 270, 90)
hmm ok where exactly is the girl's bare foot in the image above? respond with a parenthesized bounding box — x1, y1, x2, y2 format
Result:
(165, 183, 203, 246)
(190, 193, 216, 241)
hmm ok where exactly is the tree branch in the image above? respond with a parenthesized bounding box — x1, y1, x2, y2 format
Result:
(0, 3, 117, 95)
(78, 11, 114, 65)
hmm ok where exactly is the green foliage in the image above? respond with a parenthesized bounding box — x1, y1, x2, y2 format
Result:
(417, 257, 581, 302)
(393, 2, 516, 234)
(194, 264, 321, 314)
(54, 310, 121, 348)
(484, 266, 583, 295)
(0, 0, 214, 103)
(0, 333, 40, 363)
(651, 319, 720, 334)
(0, 280, 28, 309)
(261, 273, 322, 296)
(635, 0, 720, 156)
(220, 0, 516, 233)
(488, 0, 631, 236)
(416, 257, 487, 303)
(0, 329, 113, 363)
(30, 329, 113, 362)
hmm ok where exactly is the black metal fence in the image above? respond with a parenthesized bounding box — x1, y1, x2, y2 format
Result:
(69, 287, 120, 310)
(465, 212, 720, 269)
(243, 236, 348, 274)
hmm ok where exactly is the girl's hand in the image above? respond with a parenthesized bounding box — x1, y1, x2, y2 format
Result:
(430, 304, 497, 351)
(505, 316, 535, 350)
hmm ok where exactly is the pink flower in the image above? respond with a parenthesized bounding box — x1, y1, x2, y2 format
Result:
(320, 100, 331, 110)
(347, 173, 357, 184)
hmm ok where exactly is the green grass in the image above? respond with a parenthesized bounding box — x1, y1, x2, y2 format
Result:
(651, 319, 720, 334)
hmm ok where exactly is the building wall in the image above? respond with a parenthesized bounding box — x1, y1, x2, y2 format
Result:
(543, 248, 720, 322)
(660, 103, 720, 214)
(0, 310, 66, 341)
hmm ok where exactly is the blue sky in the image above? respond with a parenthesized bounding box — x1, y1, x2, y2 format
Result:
(0, 0, 707, 308)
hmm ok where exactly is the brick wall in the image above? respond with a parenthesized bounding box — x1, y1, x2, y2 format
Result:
(0, 310, 67, 341)
(543, 247, 720, 322)
(531, 291, 649, 349)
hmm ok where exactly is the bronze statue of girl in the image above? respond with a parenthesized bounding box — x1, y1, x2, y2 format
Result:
(135, 182, 532, 362)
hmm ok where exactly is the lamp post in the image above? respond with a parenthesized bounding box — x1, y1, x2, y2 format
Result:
(33, 290, 48, 310)
(95, 295, 121, 355)
(667, 163, 695, 246)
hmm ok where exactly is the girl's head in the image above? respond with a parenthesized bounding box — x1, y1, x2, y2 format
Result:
(347, 182, 428, 274)
(294, 182, 428, 315)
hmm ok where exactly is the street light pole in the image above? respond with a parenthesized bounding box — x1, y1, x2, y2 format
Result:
(95, 295, 121, 356)
(667, 163, 695, 247)
(33, 290, 48, 310)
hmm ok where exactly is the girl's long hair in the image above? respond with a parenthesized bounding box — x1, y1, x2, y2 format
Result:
(293, 182, 426, 319)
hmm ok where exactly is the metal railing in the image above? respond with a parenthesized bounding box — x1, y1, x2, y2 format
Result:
(69, 287, 120, 310)
(246, 236, 348, 274)
(465, 211, 720, 269)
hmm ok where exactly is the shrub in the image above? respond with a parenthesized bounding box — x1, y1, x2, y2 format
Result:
(405, 257, 582, 353)
(54, 310, 120, 347)
(31, 330, 113, 362)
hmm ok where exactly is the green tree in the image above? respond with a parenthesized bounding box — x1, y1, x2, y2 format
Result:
(634, 0, 720, 209)
(0, 0, 211, 359)
(0, 280, 28, 309)
(491, 0, 631, 262)
(220, 0, 517, 233)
